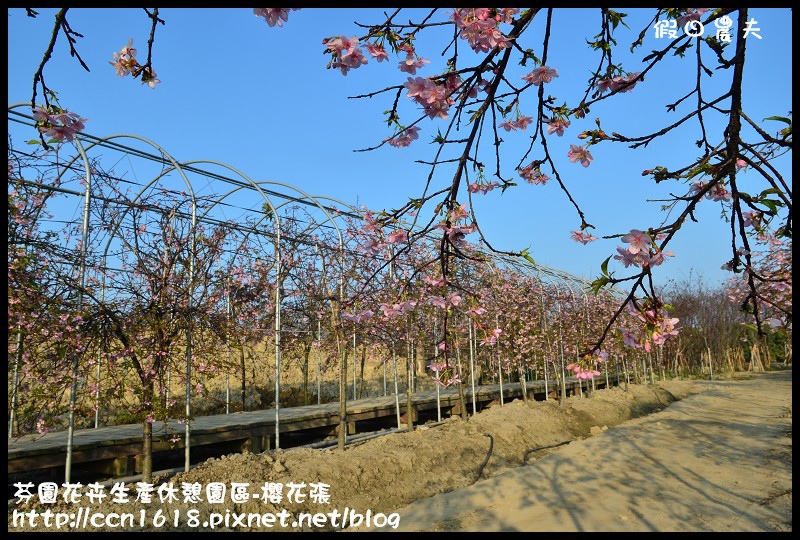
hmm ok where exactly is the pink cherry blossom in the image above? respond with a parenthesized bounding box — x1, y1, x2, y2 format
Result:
(546, 118, 570, 136)
(366, 42, 389, 62)
(571, 230, 598, 244)
(33, 107, 88, 143)
(480, 327, 502, 346)
(380, 303, 398, 317)
(512, 116, 534, 130)
(404, 76, 431, 99)
(707, 183, 732, 202)
(428, 361, 448, 373)
(386, 229, 408, 244)
(517, 164, 550, 185)
(468, 306, 487, 317)
(596, 72, 642, 93)
(334, 46, 368, 75)
(449, 203, 469, 222)
(253, 8, 298, 27)
(610, 72, 641, 93)
(567, 144, 594, 167)
(647, 249, 675, 267)
(398, 52, 430, 75)
(109, 38, 138, 77)
(451, 8, 510, 53)
(690, 179, 707, 195)
(430, 296, 448, 309)
(468, 182, 499, 195)
(522, 66, 559, 86)
(595, 78, 614, 93)
(385, 126, 421, 148)
(677, 8, 710, 30)
(614, 246, 646, 268)
(742, 211, 761, 228)
(140, 67, 160, 89)
(620, 229, 652, 254)
(439, 222, 476, 245)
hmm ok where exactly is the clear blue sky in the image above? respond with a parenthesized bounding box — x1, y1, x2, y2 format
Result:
(7, 8, 793, 290)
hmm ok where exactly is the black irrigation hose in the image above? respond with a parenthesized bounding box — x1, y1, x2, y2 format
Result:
(523, 440, 571, 462)
(475, 433, 494, 482)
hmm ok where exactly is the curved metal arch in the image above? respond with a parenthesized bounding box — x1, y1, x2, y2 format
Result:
(250, 180, 358, 447)
(10, 101, 97, 484)
(65, 133, 200, 474)
(168, 161, 295, 449)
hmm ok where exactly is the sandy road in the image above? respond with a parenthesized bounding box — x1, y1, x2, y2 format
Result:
(373, 370, 792, 532)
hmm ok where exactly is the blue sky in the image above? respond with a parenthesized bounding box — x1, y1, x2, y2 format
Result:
(7, 8, 793, 290)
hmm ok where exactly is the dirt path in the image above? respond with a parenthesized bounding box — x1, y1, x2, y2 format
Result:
(369, 370, 792, 532)
(8, 371, 791, 533)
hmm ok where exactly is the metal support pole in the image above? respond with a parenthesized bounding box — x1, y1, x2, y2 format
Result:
(393, 343, 401, 429)
(496, 315, 504, 406)
(65, 155, 92, 483)
(352, 333, 357, 400)
(317, 319, 322, 405)
(543, 356, 549, 401)
(9, 331, 22, 439)
(468, 319, 477, 415)
(434, 318, 441, 422)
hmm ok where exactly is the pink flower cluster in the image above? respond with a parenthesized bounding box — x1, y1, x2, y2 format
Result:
(253, 8, 299, 27)
(451, 8, 518, 53)
(613, 229, 674, 268)
(571, 230, 598, 244)
(379, 300, 417, 318)
(430, 364, 462, 388)
(397, 43, 431, 75)
(109, 39, 160, 88)
(567, 144, 594, 167)
(677, 8, 711, 30)
(404, 76, 455, 120)
(596, 72, 642, 94)
(517, 164, 550, 185)
(566, 362, 602, 380)
(428, 361, 448, 373)
(522, 66, 559, 86)
(342, 309, 374, 324)
(546, 117, 570, 137)
(430, 292, 462, 310)
(741, 211, 761, 228)
(621, 304, 680, 352)
(468, 181, 500, 195)
(385, 125, 421, 148)
(498, 115, 534, 132)
(437, 202, 476, 247)
(468, 306, 487, 317)
(690, 179, 732, 202)
(479, 327, 502, 346)
(566, 351, 607, 380)
(323, 35, 369, 76)
(32, 106, 88, 143)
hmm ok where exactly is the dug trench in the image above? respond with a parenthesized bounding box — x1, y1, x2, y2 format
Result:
(8, 378, 708, 532)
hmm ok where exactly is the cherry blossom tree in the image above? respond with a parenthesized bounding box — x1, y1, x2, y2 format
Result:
(8, 9, 793, 469)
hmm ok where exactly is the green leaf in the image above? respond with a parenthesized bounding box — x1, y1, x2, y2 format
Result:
(589, 276, 610, 295)
(763, 115, 792, 125)
(26, 139, 42, 145)
(500, 181, 516, 193)
(600, 255, 612, 277)
(761, 199, 779, 215)
(520, 247, 536, 266)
